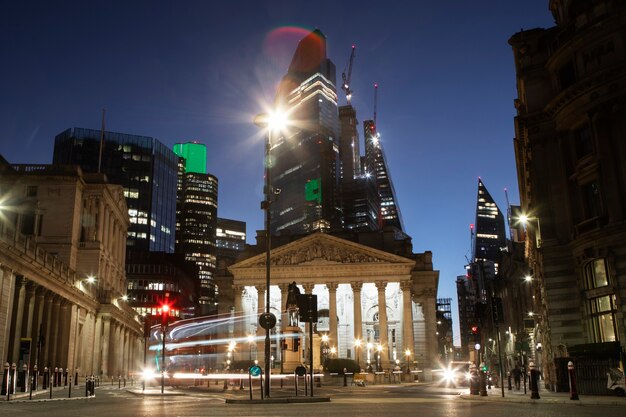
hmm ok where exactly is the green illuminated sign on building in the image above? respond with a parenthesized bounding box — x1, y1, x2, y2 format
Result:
(305, 178, 322, 204)
(173, 142, 207, 174)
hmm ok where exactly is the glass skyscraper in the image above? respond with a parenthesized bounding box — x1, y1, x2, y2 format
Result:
(53, 127, 178, 253)
(270, 29, 341, 235)
(173, 142, 218, 315)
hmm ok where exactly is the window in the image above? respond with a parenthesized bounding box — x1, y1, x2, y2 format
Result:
(574, 125, 593, 159)
(588, 294, 617, 343)
(581, 181, 602, 219)
(26, 185, 38, 197)
(584, 259, 609, 289)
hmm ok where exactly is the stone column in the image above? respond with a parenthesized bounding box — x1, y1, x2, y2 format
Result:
(92, 315, 103, 375)
(11, 276, 27, 364)
(326, 282, 338, 350)
(58, 301, 71, 368)
(22, 282, 36, 339)
(101, 316, 111, 377)
(375, 281, 389, 368)
(49, 297, 62, 368)
(400, 281, 414, 362)
(278, 283, 289, 331)
(42, 293, 54, 366)
(233, 285, 244, 338)
(32, 286, 46, 367)
(421, 293, 437, 375)
(255, 285, 266, 359)
(351, 281, 363, 364)
(0, 266, 16, 368)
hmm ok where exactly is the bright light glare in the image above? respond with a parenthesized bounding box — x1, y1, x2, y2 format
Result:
(443, 368, 455, 382)
(524, 275, 532, 282)
(86, 275, 96, 284)
(142, 369, 156, 380)
(519, 214, 529, 225)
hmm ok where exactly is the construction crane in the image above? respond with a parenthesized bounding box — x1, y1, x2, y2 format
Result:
(373, 82, 378, 126)
(341, 44, 356, 104)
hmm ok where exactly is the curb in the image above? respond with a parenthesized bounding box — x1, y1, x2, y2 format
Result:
(458, 393, 626, 406)
(226, 396, 331, 404)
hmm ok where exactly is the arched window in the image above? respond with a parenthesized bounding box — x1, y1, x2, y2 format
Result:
(583, 258, 617, 342)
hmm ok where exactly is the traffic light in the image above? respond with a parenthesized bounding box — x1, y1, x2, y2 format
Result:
(160, 303, 170, 328)
(471, 325, 480, 343)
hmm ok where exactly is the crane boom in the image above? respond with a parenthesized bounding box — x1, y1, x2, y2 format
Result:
(373, 83, 378, 125)
(341, 44, 356, 104)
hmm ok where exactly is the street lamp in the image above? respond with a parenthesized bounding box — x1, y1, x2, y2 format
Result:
(518, 214, 542, 248)
(376, 344, 383, 371)
(254, 108, 289, 398)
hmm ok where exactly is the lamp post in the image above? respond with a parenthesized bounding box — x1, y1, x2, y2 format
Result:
(518, 214, 542, 248)
(247, 334, 254, 362)
(254, 110, 287, 398)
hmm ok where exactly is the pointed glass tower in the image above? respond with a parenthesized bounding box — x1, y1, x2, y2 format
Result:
(363, 120, 404, 231)
(473, 178, 506, 265)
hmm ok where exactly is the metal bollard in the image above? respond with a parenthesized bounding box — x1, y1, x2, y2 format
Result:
(64, 368, 69, 386)
(33, 365, 38, 391)
(43, 367, 49, 390)
(507, 371, 512, 390)
(75, 369, 79, 386)
(53, 367, 58, 387)
(568, 361, 579, 400)
(529, 362, 540, 399)
(118, 375, 121, 389)
(11, 363, 17, 395)
(343, 368, 348, 387)
(68, 375, 72, 398)
(20, 363, 28, 392)
(3, 362, 9, 400)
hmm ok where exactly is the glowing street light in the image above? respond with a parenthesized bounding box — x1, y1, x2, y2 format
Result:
(254, 107, 291, 398)
(354, 339, 362, 369)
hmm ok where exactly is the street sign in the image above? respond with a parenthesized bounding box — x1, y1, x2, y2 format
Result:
(259, 312, 277, 330)
(249, 365, 262, 377)
(295, 366, 306, 376)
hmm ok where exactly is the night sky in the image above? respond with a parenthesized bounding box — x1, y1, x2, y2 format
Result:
(0, 1, 555, 344)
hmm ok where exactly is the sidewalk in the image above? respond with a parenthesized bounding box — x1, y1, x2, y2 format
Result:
(459, 385, 626, 406)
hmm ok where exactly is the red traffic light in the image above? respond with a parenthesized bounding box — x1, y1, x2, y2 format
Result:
(161, 304, 170, 314)
(471, 325, 479, 334)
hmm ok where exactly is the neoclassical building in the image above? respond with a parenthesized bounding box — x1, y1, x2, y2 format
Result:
(0, 158, 143, 379)
(219, 230, 439, 378)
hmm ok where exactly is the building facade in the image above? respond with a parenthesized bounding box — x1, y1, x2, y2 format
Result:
(473, 179, 507, 267)
(270, 29, 341, 235)
(173, 142, 218, 316)
(53, 127, 178, 254)
(510, 0, 626, 390)
(217, 231, 439, 378)
(0, 158, 142, 379)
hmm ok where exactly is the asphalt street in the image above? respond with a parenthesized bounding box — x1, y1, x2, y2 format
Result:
(1, 383, 625, 416)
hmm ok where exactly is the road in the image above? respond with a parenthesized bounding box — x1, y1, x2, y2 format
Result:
(1, 383, 624, 416)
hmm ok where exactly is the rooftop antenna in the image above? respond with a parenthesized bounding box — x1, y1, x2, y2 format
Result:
(98, 108, 106, 173)
(373, 83, 378, 126)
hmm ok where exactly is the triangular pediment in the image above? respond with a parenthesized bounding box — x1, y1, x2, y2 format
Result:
(230, 232, 414, 271)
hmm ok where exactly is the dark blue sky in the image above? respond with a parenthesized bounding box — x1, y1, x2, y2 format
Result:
(0, 0, 554, 344)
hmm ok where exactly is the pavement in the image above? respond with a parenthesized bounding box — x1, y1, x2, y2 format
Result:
(458, 385, 626, 406)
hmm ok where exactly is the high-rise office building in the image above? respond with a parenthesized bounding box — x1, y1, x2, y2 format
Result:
(173, 142, 218, 316)
(216, 217, 246, 261)
(472, 178, 506, 266)
(363, 120, 404, 231)
(270, 29, 341, 235)
(53, 128, 178, 253)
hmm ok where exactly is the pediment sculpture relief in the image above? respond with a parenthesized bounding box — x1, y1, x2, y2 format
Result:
(266, 242, 384, 266)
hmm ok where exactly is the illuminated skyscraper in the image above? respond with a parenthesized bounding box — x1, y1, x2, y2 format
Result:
(472, 178, 506, 265)
(53, 127, 178, 253)
(363, 120, 404, 231)
(173, 142, 218, 316)
(270, 29, 341, 235)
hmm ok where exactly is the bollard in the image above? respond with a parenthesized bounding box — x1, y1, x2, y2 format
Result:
(68, 375, 72, 398)
(3, 362, 9, 400)
(507, 371, 512, 390)
(75, 369, 79, 386)
(568, 361, 579, 400)
(64, 368, 69, 386)
(49, 373, 53, 399)
(11, 363, 17, 395)
(30, 373, 34, 400)
(529, 362, 540, 399)
(343, 368, 348, 387)
(33, 365, 38, 391)
(53, 367, 58, 387)
(43, 367, 48, 390)
(124, 376, 126, 387)
(118, 375, 121, 389)
(21, 363, 28, 392)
